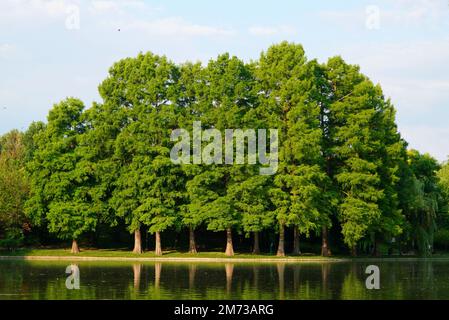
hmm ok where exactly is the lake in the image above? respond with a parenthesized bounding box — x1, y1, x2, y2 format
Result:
(0, 259, 448, 299)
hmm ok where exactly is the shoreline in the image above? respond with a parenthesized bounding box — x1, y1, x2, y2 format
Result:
(0, 255, 347, 263)
(1, 254, 449, 263)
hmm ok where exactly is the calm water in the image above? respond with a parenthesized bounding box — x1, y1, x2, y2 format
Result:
(0, 259, 448, 299)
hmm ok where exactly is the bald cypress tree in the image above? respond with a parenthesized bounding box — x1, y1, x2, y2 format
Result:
(255, 42, 331, 256)
(98, 52, 184, 255)
(25, 98, 98, 253)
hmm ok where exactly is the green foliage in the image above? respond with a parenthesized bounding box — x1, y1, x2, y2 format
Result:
(16, 43, 448, 256)
(25, 98, 98, 242)
(256, 42, 331, 242)
(403, 150, 446, 255)
(0, 130, 29, 247)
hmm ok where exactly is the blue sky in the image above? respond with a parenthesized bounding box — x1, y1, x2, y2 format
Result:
(1, 0, 448, 160)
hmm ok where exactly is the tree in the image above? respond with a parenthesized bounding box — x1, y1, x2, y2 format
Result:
(229, 175, 272, 254)
(256, 42, 330, 256)
(198, 53, 258, 256)
(0, 130, 29, 248)
(177, 62, 206, 254)
(25, 98, 98, 253)
(405, 150, 445, 255)
(99, 52, 183, 255)
(325, 56, 394, 255)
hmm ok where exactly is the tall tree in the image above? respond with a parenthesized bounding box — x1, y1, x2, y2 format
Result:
(256, 42, 330, 256)
(325, 56, 405, 255)
(198, 53, 257, 256)
(99, 52, 183, 255)
(25, 98, 98, 253)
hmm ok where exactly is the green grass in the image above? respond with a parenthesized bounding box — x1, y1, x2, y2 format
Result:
(4, 248, 448, 261)
(0, 247, 343, 260)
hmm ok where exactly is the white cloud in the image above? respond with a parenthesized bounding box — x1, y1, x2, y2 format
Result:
(0, 44, 16, 59)
(0, 0, 75, 22)
(89, 0, 147, 15)
(319, 0, 449, 30)
(120, 17, 235, 37)
(248, 25, 296, 36)
(384, 0, 448, 27)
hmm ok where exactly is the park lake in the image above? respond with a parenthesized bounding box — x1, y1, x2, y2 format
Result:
(0, 258, 448, 299)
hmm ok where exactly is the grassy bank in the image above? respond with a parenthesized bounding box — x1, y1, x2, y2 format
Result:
(2, 248, 449, 262)
(0, 248, 346, 261)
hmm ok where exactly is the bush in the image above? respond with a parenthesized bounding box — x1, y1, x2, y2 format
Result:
(434, 229, 449, 251)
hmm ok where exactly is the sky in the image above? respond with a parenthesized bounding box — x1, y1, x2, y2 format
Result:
(0, 0, 448, 161)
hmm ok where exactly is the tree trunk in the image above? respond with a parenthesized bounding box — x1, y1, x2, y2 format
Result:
(351, 245, 357, 257)
(189, 226, 197, 254)
(321, 226, 330, 256)
(277, 223, 285, 257)
(292, 228, 301, 255)
(133, 228, 142, 254)
(373, 234, 380, 257)
(225, 227, 234, 256)
(252, 231, 260, 254)
(71, 239, 80, 254)
(155, 231, 162, 256)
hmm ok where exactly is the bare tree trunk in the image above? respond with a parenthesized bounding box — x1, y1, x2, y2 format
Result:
(277, 223, 285, 257)
(321, 226, 330, 256)
(133, 228, 142, 254)
(225, 227, 234, 256)
(71, 239, 80, 254)
(189, 226, 197, 254)
(253, 231, 260, 254)
(351, 245, 357, 257)
(292, 228, 301, 255)
(155, 231, 162, 256)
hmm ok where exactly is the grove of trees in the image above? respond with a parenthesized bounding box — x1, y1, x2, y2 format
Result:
(1, 42, 448, 256)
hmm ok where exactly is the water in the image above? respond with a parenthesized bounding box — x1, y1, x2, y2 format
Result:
(0, 259, 448, 299)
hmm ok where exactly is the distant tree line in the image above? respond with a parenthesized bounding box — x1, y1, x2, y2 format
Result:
(0, 42, 448, 256)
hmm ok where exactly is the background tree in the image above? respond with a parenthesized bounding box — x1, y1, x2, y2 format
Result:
(0, 130, 29, 248)
(405, 150, 445, 255)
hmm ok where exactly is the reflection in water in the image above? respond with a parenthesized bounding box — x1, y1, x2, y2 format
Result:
(321, 263, 330, 293)
(276, 263, 285, 300)
(225, 263, 234, 296)
(0, 260, 447, 299)
(252, 265, 259, 290)
(154, 262, 162, 292)
(132, 264, 142, 290)
(188, 264, 196, 290)
(293, 264, 300, 293)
